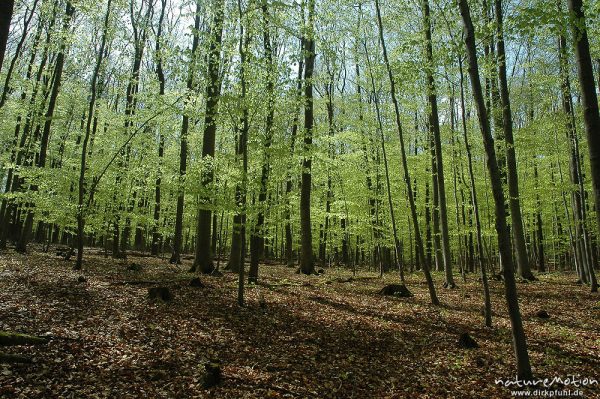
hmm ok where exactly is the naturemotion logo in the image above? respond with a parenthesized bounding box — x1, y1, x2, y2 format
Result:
(495, 375, 597, 397)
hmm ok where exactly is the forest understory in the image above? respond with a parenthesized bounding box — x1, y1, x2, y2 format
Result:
(0, 247, 598, 398)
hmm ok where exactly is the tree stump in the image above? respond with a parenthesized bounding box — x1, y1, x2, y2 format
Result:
(189, 278, 205, 288)
(379, 284, 413, 298)
(55, 247, 74, 261)
(458, 332, 478, 349)
(535, 310, 550, 319)
(148, 287, 173, 302)
(202, 361, 222, 388)
(127, 263, 143, 272)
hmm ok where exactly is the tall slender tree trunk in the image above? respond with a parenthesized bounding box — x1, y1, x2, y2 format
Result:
(171, 6, 200, 264)
(75, 0, 112, 270)
(495, 0, 535, 281)
(458, 0, 532, 379)
(0, 4, 52, 249)
(17, 1, 75, 253)
(0, 0, 14, 72)
(151, 0, 167, 257)
(192, 0, 224, 274)
(354, 31, 380, 272)
(0, 0, 38, 108)
(534, 163, 545, 272)
(319, 68, 335, 265)
(364, 42, 404, 282)
(430, 128, 442, 272)
(458, 56, 492, 327)
(558, 25, 590, 282)
(374, 0, 438, 304)
(299, 0, 315, 275)
(422, 0, 455, 288)
(283, 36, 304, 267)
(114, 0, 151, 258)
(568, 0, 600, 292)
(249, 0, 276, 283)
(235, 0, 250, 305)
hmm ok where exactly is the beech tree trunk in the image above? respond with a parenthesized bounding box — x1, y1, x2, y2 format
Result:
(75, 0, 112, 270)
(495, 0, 535, 281)
(0, 3, 52, 249)
(374, 0, 438, 304)
(284, 36, 304, 267)
(458, 0, 532, 379)
(192, 0, 224, 274)
(151, 0, 167, 257)
(299, 0, 315, 275)
(0, 0, 14, 72)
(17, 1, 75, 253)
(364, 41, 403, 283)
(568, 0, 599, 292)
(249, 1, 276, 283)
(0, 0, 38, 109)
(422, 0, 455, 288)
(235, 0, 250, 305)
(458, 56, 492, 327)
(171, 7, 200, 265)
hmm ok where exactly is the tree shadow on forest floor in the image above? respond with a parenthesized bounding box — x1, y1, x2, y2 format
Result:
(1, 250, 599, 398)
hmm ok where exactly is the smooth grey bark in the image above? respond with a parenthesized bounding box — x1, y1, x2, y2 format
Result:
(364, 41, 404, 283)
(458, 55, 492, 327)
(375, 0, 438, 304)
(299, 0, 315, 275)
(494, 0, 535, 281)
(0, 0, 14, 72)
(568, 0, 599, 292)
(151, 0, 168, 256)
(171, 4, 200, 265)
(458, 0, 532, 380)
(17, 1, 75, 253)
(283, 36, 304, 267)
(422, 0, 454, 288)
(249, 0, 276, 283)
(192, 0, 224, 274)
(75, 0, 112, 270)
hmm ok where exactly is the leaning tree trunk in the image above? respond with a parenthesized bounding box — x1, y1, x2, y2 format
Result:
(374, 0, 438, 304)
(364, 44, 404, 283)
(0, 0, 14, 72)
(192, 0, 225, 274)
(0, 0, 39, 109)
(458, 0, 532, 380)
(459, 55, 492, 327)
(495, 0, 535, 281)
(568, 0, 600, 292)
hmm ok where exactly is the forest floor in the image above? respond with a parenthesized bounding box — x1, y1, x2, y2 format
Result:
(0, 247, 599, 398)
